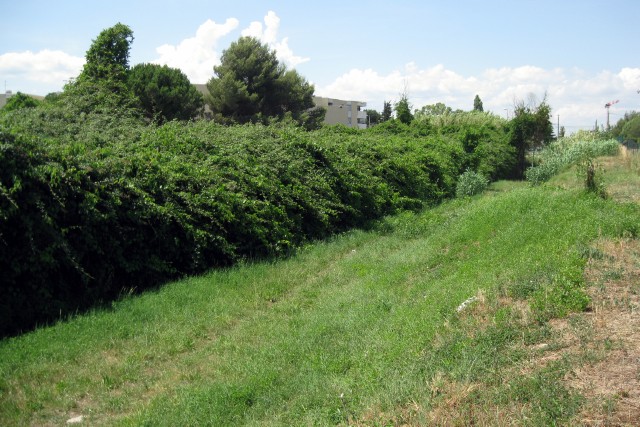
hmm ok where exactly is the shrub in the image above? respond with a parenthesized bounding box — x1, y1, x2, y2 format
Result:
(0, 103, 521, 336)
(456, 169, 489, 198)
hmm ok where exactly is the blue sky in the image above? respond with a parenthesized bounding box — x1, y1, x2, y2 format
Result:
(1, 0, 639, 131)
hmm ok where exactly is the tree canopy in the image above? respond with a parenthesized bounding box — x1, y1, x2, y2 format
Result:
(414, 102, 453, 118)
(364, 109, 381, 126)
(381, 101, 393, 122)
(78, 22, 134, 84)
(509, 94, 553, 178)
(128, 63, 204, 123)
(621, 115, 640, 142)
(1, 92, 40, 112)
(206, 36, 320, 127)
(611, 111, 640, 140)
(394, 92, 413, 124)
(473, 94, 484, 112)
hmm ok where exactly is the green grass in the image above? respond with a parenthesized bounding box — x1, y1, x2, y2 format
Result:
(1, 162, 638, 425)
(545, 151, 640, 203)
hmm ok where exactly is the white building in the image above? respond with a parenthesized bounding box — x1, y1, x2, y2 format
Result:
(0, 91, 12, 109)
(313, 96, 368, 129)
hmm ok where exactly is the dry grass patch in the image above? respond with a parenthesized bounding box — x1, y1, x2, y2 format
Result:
(565, 238, 640, 426)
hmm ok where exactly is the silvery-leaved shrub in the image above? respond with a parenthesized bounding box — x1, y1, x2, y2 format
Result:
(456, 169, 489, 198)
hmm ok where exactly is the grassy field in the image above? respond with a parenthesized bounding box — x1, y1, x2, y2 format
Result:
(1, 151, 638, 426)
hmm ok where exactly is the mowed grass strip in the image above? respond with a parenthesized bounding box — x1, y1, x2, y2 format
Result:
(1, 181, 638, 425)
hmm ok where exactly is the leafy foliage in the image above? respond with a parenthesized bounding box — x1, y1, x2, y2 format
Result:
(456, 169, 489, 197)
(206, 37, 318, 127)
(394, 92, 413, 124)
(414, 102, 454, 119)
(128, 63, 204, 123)
(411, 110, 515, 180)
(0, 109, 490, 336)
(1, 92, 40, 112)
(364, 109, 381, 126)
(620, 115, 640, 142)
(0, 23, 526, 336)
(610, 110, 639, 140)
(509, 95, 554, 178)
(78, 22, 134, 85)
(473, 94, 484, 112)
(381, 101, 392, 122)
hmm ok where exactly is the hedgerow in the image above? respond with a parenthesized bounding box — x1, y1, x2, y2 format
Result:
(0, 108, 513, 336)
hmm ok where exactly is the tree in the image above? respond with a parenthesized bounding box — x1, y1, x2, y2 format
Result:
(473, 94, 484, 112)
(298, 105, 326, 131)
(611, 111, 640, 139)
(414, 102, 453, 118)
(78, 23, 134, 84)
(128, 63, 204, 123)
(394, 91, 413, 124)
(67, 23, 138, 115)
(364, 109, 382, 126)
(509, 94, 553, 178)
(206, 36, 316, 126)
(381, 101, 392, 122)
(1, 92, 40, 112)
(621, 115, 640, 142)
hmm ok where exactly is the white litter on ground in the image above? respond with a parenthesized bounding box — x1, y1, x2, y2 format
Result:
(67, 415, 83, 424)
(456, 295, 478, 312)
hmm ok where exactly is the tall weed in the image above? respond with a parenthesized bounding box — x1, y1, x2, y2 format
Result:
(526, 138, 619, 185)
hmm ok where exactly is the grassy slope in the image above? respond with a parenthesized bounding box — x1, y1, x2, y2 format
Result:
(0, 154, 638, 426)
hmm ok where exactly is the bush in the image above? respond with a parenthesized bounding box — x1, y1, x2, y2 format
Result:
(456, 169, 489, 198)
(1, 111, 486, 336)
(0, 97, 525, 336)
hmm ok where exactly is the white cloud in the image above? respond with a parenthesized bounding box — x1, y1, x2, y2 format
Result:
(0, 49, 84, 91)
(152, 12, 309, 83)
(318, 64, 640, 132)
(241, 11, 310, 67)
(153, 18, 239, 83)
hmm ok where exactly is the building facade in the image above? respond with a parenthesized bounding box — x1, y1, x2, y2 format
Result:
(0, 91, 12, 109)
(313, 96, 368, 129)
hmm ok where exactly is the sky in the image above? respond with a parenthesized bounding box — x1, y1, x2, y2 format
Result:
(1, 0, 639, 132)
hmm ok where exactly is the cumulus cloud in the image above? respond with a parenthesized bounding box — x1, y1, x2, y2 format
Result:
(153, 18, 239, 83)
(241, 11, 310, 67)
(0, 49, 84, 91)
(318, 63, 640, 132)
(152, 12, 309, 83)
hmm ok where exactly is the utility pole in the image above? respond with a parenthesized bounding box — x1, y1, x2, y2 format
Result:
(557, 115, 560, 140)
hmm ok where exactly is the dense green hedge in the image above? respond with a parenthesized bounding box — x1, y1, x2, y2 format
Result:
(0, 109, 512, 336)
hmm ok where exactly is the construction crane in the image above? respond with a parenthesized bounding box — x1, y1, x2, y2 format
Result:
(605, 99, 619, 130)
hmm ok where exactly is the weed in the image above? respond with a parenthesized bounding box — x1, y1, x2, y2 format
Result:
(456, 169, 489, 198)
(530, 277, 591, 323)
